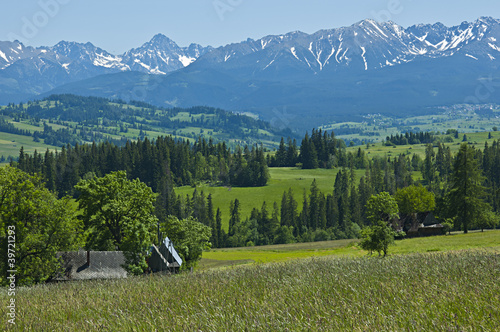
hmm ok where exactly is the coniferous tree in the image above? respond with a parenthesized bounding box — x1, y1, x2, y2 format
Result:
(215, 208, 223, 248)
(286, 138, 298, 166)
(258, 201, 270, 244)
(270, 202, 280, 238)
(447, 144, 489, 233)
(325, 193, 338, 229)
(423, 144, 436, 190)
(275, 137, 287, 167)
(280, 192, 289, 226)
(300, 133, 318, 169)
(299, 189, 309, 235)
(207, 194, 216, 245)
(308, 179, 320, 230)
(229, 199, 241, 236)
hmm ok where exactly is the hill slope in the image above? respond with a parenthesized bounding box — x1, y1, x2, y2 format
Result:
(0, 94, 293, 156)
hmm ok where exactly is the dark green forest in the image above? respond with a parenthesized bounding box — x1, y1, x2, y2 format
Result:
(13, 126, 500, 248)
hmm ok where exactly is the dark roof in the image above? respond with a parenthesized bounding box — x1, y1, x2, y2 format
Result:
(54, 250, 127, 281)
(148, 237, 183, 272)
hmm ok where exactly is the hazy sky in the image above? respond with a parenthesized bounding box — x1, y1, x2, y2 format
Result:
(1, 0, 498, 54)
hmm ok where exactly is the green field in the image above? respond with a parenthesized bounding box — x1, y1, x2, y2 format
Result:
(0, 132, 59, 159)
(176, 167, 367, 230)
(200, 230, 500, 268)
(346, 130, 499, 160)
(3, 234, 499, 331)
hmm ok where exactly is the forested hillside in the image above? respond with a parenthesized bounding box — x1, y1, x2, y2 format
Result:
(0, 94, 293, 154)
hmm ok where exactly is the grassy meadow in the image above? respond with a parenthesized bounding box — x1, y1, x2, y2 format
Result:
(200, 230, 500, 268)
(3, 248, 498, 331)
(176, 167, 367, 230)
(345, 130, 500, 160)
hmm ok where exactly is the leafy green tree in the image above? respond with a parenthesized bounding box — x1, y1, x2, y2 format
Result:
(365, 192, 399, 225)
(475, 210, 499, 232)
(447, 144, 489, 233)
(227, 217, 259, 248)
(395, 185, 435, 228)
(359, 220, 396, 257)
(361, 192, 399, 256)
(273, 226, 295, 244)
(161, 216, 211, 270)
(75, 171, 158, 274)
(0, 167, 82, 285)
(441, 219, 454, 235)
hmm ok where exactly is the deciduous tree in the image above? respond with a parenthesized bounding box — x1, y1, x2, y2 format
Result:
(161, 216, 211, 270)
(0, 167, 82, 285)
(75, 171, 158, 274)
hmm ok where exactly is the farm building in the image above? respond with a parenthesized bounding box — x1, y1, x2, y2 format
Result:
(148, 237, 183, 273)
(54, 250, 127, 281)
(54, 237, 183, 281)
(398, 212, 445, 237)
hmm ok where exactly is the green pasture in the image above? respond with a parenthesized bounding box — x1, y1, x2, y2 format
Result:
(0, 132, 59, 158)
(200, 230, 500, 268)
(345, 130, 498, 159)
(176, 167, 366, 230)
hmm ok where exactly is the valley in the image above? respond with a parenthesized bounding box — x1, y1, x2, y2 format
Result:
(2, 9, 500, 331)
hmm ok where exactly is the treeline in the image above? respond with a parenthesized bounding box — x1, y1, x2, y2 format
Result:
(15, 136, 269, 197)
(386, 132, 435, 145)
(224, 157, 414, 247)
(269, 129, 367, 169)
(13, 128, 500, 248)
(0, 118, 32, 137)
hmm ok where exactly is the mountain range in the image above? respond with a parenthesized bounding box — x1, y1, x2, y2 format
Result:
(1, 17, 500, 130)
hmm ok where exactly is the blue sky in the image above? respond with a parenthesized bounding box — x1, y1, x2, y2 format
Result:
(1, 0, 498, 54)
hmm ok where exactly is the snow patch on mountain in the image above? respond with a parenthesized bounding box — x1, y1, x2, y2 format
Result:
(0, 50, 8, 63)
(178, 55, 196, 67)
(360, 46, 367, 70)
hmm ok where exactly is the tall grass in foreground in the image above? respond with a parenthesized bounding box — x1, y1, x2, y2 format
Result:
(2, 251, 499, 331)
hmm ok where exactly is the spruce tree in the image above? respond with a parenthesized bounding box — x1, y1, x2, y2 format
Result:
(229, 199, 241, 236)
(300, 134, 318, 169)
(215, 208, 223, 248)
(448, 144, 489, 233)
